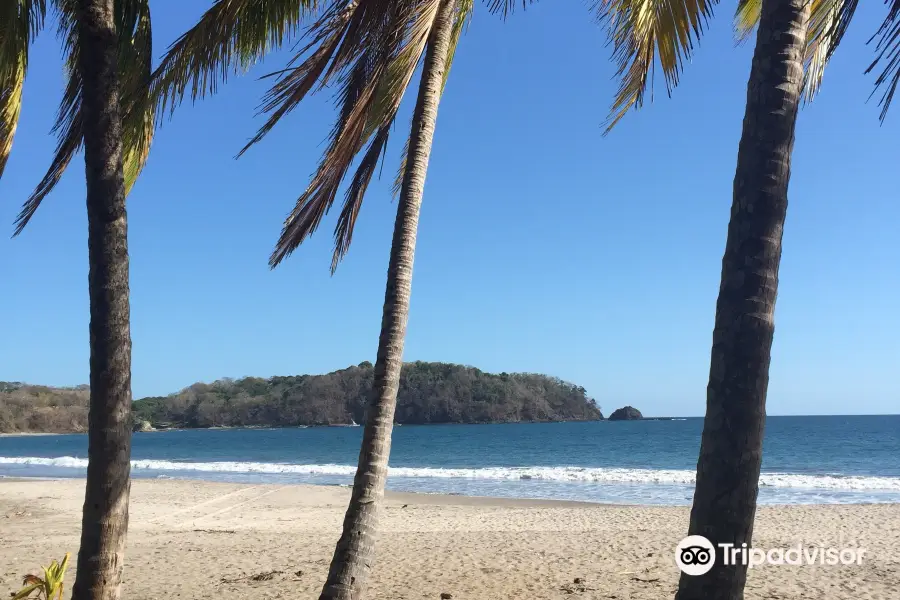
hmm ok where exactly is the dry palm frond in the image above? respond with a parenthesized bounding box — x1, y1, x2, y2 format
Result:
(735, 0, 859, 102)
(866, 0, 900, 121)
(151, 0, 321, 121)
(330, 0, 448, 269)
(596, 0, 719, 134)
(236, 0, 361, 154)
(0, 0, 47, 179)
(14, 0, 155, 235)
(265, 0, 449, 271)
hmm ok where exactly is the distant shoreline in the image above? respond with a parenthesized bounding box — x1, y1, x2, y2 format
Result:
(4, 414, 900, 436)
(3, 419, 614, 436)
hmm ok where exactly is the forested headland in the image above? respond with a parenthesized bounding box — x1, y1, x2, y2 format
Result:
(0, 362, 602, 433)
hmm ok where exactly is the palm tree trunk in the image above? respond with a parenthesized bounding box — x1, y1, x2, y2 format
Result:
(71, 1, 133, 600)
(318, 1, 456, 598)
(675, 1, 810, 599)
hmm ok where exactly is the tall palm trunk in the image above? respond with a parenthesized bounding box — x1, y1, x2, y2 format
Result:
(71, 1, 134, 600)
(675, 1, 810, 599)
(318, 1, 456, 598)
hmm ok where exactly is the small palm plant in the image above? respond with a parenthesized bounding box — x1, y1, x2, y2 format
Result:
(10, 554, 70, 600)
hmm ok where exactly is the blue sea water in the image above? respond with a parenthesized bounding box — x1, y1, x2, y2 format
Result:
(2, 416, 899, 505)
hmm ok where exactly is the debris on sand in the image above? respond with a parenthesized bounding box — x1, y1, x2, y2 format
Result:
(219, 570, 284, 584)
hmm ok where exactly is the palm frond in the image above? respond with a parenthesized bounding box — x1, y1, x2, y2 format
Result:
(151, 0, 320, 122)
(236, 1, 359, 155)
(443, 0, 472, 91)
(331, 124, 390, 271)
(733, 0, 759, 44)
(597, 0, 718, 134)
(0, 0, 47, 178)
(14, 1, 81, 235)
(10, 582, 41, 600)
(804, 0, 858, 102)
(14, 0, 155, 235)
(0, 56, 25, 180)
(866, 0, 900, 121)
(484, 0, 532, 19)
(117, 0, 155, 193)
(269, 55, 376, 269)
(329, 0, 452, 269)
(269, 0, 445, 269)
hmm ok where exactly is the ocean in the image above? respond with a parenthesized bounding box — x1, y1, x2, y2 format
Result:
(2, 416, 899, 505)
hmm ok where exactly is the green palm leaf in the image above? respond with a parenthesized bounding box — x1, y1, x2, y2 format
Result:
(152, 0, 530, 271)
(13, 0, 82, 235)
(10, 582, 41, 600)
(0, 0, 47, 178)
(13, 0, 155, 235)
(596, 0, 719, 133)
(118, 0, 155, 194)
(150, 0, 321, 121)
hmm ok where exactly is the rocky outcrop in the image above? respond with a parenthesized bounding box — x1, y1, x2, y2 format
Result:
(608, 406, 643, 421)
(133, 420, 155, 432)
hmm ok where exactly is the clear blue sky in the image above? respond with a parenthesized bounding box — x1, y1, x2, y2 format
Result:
(2, 2, 897, 417)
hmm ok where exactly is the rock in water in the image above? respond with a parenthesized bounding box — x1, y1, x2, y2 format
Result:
(608, 406, 643, 421)
(133, 420, 155, 432)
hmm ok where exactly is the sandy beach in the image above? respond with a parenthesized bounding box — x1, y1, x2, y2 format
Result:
(0, 479, 897, 599)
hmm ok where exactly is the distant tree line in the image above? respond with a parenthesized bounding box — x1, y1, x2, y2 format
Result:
(0, 382, 90, 433)
(0, 362, 602, 433)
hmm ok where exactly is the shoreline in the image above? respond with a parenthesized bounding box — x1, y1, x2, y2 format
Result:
(2, 479, 898, 599)
(0, 476, 614, 509)
(2, 474, 898, 508)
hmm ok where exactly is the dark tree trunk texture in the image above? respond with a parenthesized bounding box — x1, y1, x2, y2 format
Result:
(71, 2, 133, 600)
(675, 1, 810, 599)
(318, 1, 457, 599)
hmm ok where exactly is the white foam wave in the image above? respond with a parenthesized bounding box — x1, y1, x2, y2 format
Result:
(2, 456, 898, 492)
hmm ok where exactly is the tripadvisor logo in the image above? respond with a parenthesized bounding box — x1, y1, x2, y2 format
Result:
(675, 536, 716, 576)
(675, 536, 867, 576)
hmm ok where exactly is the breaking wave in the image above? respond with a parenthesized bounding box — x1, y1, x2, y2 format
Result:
(2, 456, 899, 492)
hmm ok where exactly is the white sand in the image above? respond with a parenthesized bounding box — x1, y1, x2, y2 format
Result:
(1, 479, 897, 599)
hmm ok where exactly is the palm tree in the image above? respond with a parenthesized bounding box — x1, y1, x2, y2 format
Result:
(151, 0, 519, 597)
(599, 1, 899, 598)
(1, 1, 154, 599)
(677, 2, 812, 597)
(314, 6, 459, 597)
